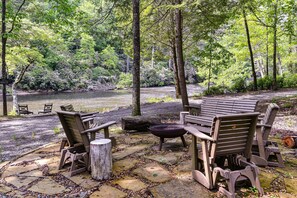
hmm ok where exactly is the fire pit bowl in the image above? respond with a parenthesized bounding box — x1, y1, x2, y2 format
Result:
(149, 124, 187, 151)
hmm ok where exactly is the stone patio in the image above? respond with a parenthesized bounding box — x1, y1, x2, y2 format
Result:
(0, 128, 296, 197)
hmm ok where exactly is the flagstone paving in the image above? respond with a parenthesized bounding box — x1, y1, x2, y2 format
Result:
(0, 129, 296, 197)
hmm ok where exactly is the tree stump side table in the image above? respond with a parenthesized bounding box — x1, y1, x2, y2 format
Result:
(90, 139, 112, 180)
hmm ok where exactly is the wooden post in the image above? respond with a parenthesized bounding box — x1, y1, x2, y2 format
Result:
(90, 139, 112, 180)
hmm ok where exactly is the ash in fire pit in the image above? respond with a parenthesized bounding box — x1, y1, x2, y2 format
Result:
(149, 124, 187, 151)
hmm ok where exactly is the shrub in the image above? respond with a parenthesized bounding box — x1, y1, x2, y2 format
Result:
(231, 77, 246, 93)
(116, 73, 132, 88)
(283, 73, 297, 88)
(203, 85, 225, 96)
(257, 76, 273, 90)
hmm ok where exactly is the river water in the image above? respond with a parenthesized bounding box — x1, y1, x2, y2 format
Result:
(0, 85, 204, 115)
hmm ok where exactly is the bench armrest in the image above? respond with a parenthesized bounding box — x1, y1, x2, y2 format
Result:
(256, 123, 272, 128)
(184, 126, 213, 141)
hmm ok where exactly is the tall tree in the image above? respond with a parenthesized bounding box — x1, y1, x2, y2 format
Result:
(175, 0, 188, 110)
(132, 0, 141, 116)
(1, 0, 8, 116)
(242, 6, 257, 90)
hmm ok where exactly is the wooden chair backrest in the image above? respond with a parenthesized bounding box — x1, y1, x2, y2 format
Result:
(261, 103, 279, 140)
(44, 103, 53, 112)
(60, 104, 75, 112)
(18, 104, 29, 112)
(209, 113, 259, 160)
(57, 111, 90, 152)
(200, 99, 258, 117)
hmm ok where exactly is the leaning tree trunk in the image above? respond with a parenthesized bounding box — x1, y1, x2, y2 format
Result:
(243, 7, 257, 90)
(171, 40, 181, 98)
(266, 26, 269, 76)
(132, 0, 141, 116)
(175, 0, 189, 110)
(12, 83, 18, 112)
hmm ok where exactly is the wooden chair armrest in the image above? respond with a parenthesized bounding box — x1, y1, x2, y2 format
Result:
(185, 126, 213, 141)
(82, 121, 116, 134)
(82, 117, 94, 123)
(81, 112, 99, 117)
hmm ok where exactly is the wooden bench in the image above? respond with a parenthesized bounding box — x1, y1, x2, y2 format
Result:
(38, 103, 53, 114)
(180, 98, 258, 133)
(18, 104, 33, 115)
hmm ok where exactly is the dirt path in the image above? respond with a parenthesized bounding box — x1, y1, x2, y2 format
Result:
(0, 89, 297, 162)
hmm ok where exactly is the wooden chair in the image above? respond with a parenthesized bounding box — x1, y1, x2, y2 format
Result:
(38, 103, 53, 114)
(17, 104, 33, 115)
(185, 113, 263, 198)
(57, 111, 116, 176)
(251, 103, 284, 167)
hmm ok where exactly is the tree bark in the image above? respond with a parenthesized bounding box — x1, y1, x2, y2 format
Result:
(171, 40, 181, 98)
(266, 26, 269, 76)
(243, 7, 257, 90)
(90, 139, 112, 180)
(132, 0, 141, 116)
(272, 1, 278, 90)
(1, 0, 7, 116)
(175, 0, 188, 110)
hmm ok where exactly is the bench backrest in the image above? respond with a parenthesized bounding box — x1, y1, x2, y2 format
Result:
(18, 104, 29, 112)
(44, 103, 53, 112)
(60, 104, 75, 112)
(200, 99, 258, 117)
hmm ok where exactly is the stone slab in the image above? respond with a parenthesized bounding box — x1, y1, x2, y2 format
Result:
(0, 184, 12, 194)
(34, 143, 60, 154)
(28, 178, 69, 195)
(1, 163, 39, 178)
(90, 185, 126, 198)
(173, 160, 192, 173)
(11, 154, 42, 165)
(35, 156, 60, 166)
(144, 152, 184, 165)
(0, 161, 10, 170)
(5, 175, 39, 188)
(133, 163, 171, 183)
(5, 190, 27, 198)
(113, 159, 139, 176)
(150, 179, 210, 198)
(62, 172, 100, 189)
(113, 144, 150, 160)
(112, 176, 147, 192)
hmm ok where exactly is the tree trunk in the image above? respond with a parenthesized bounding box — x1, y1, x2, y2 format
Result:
(243, 7, 257, 91)
(126, 55, 130, 73)
(277, 54, 282, 76)
(272, 1, 278, 90)
(266, 26, 269, 76)
(132, 0, 141, 116)
(1, 0, 8, 116)
(12, 83, 18, 112)
(175, 0, 188, 110)
(171, 41, 181, 98)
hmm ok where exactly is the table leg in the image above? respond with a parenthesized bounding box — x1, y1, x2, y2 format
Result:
(181, 136, 187, 147)
(159, 137, 164, 151)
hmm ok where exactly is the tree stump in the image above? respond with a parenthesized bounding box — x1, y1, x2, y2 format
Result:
(90, 139, 112, 180)
(121, 115, 161, 131)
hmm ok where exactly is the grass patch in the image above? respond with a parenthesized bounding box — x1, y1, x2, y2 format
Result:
(53, 127, 61, 135)
(147, 96, 174, 103)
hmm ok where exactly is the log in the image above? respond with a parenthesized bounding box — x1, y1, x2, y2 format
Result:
(282, 136, 297, 148)
(121, 115, 161, 131)
(90, 139, 112, 180)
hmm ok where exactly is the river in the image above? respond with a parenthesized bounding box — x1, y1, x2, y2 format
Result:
(0, 85, 204, 115)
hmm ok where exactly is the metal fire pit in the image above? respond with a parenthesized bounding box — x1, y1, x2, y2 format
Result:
(149, 124, 187, 151)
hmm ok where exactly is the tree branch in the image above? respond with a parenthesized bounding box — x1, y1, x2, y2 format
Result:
(8, 0, 26, 33)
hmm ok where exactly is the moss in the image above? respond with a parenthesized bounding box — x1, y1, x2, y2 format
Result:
(284, 178, 297, 195)
(259, 171, 279, 189)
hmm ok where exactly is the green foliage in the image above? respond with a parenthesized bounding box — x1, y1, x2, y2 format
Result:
(99, 45, 120, 75)
(257, 76, 273, 90)
(203, 86, 225, 96)
(283, 73, 297, 88)
(91, 67, 112, 80)
(117, 73, 133, 88)
(231, 77, 246, 93)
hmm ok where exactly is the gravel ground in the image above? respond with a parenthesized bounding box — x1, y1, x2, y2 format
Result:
(1, 89, 297, 162)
